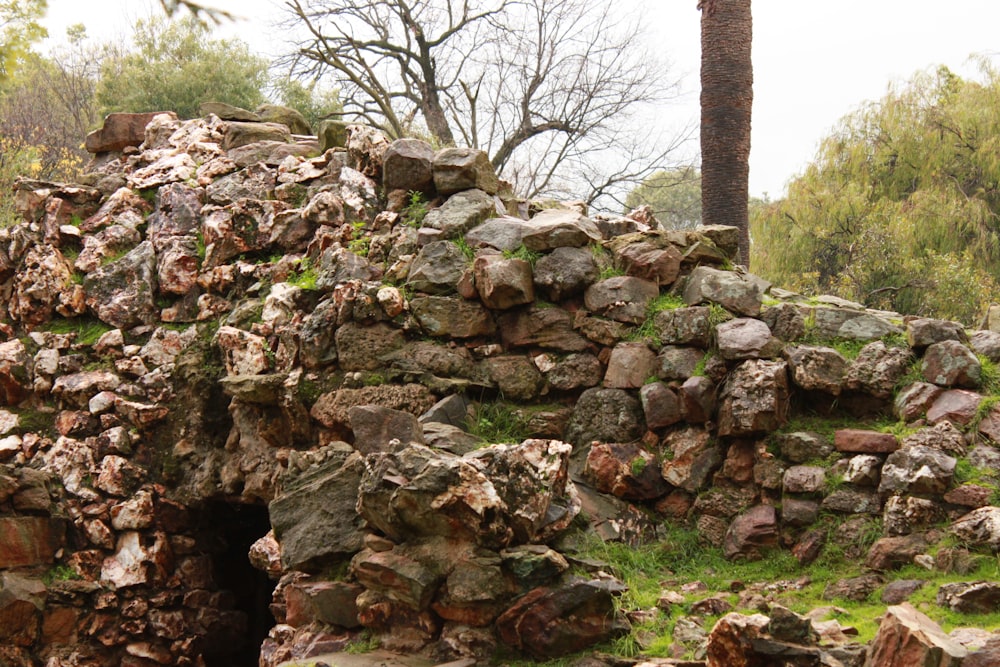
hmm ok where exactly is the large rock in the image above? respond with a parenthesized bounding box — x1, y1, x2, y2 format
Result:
(723, 505, 778, 560)
(83, 240, 158, 330)
(532, 246, 599, 301)
(654, 306, 713, 347)
(383, 138, 435, 194)
(936, 581, 1000, 614)
(422, 188, 497, 238)
(717, 359, 790, 437)
(86, 111, 173, 152)
(410, 296, 497, 338)
(474, 255, 534, 310)
(495, 579, 627, 658)
(922, 339, 981, 388)
(844, 341, 913, 399)
(255, 103, 312, 135)
(0, 517, 64, 568)
(221, 121, 292, 150)
(268, 449, 367, 571)
(704, 612, 770, 667)
(432, 147, 499, 196)
(716, 318, 779, 361)
(785, 345, 847, 394)
(878, 444, 956, 495)
(683, 266, 762, 317)
(950, 506, 1000, 551)
(661, 426, 721, 492)
(520, 209, 602, 251)
(584, 442, 667, 500)
(583, 276, 659, 324)
(496, 307, 590, 353)
(865, 603, 966, 667)
(564, 387, 645, 448)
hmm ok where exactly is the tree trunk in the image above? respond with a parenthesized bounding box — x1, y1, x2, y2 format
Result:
(700, 0, 753, 266)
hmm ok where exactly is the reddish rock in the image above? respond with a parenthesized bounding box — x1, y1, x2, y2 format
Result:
(922, 339, 981, 388)
(616, 241, 682, 285)
(723, 505, 778, 560)
(639, 382, 682, 430)
(704, 612, 770, 667)
(978, 404, 1000, 443)
(86, 111, 173, 153)
(834, 429, 898, 454)
(285, 580, 363, 629)
(894, 381, 944, 422)
(716, 318, 778, 361)
(604, 342, 656, 389)
(866, 603, 966, 667)
(927, 389, 982, 427)
(584, 442, 667, 501)
(495, 579, 628, 658)
(661, 426, 721, 492)
(0, 517, 64, 568)
(679, 375, 716, 423)
(717, 359, 790, 437)
(865, 534, 929, 572)
(474, 255, 534, 310)
(944, 485, 993, 508)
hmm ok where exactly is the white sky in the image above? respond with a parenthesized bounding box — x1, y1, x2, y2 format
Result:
(42, 0, 1000, 199)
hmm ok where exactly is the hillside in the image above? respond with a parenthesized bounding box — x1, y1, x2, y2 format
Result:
(0, 109, 999, 667)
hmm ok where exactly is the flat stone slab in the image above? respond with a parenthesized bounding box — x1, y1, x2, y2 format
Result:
(279, 651, 442, 667)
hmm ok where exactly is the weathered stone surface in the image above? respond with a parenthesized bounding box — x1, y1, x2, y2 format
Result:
(335, 322, 405, 372)
(895, 381, 944, 422)
(782, 497, 820, 527)
(422, 189, 496, 238)
(824, 573, 884, 601)
(268, 451, 367, 571)
(410, 296, 497, 338)
(603, 342, 656, 389)
(785, 345, 847, 394)
(256, 103, 312, 134)
(927, 389, 982, 427)
(497, 307, 590, 353)
(407, 240, 470, 294)
(613, 240, 683, 286)
(86, 111, 172, 152)
(865, 533, 929, 571)
(835, 429, 898, 454)
(495, 579, 627, 658)
(483, 355, 545, 401)
(531, 246, 599, 301)
(865, 603, 966, 667)
(842, 454, 882, 487)
(564, 387, 645, 448)
(0, 517, 63, 568)
(383, 139, 435, 194)
(679, 375, 716, 423)
(655, 306, 713, 347)
(907, 318, 967, 349)
(922, 339, 982, 388)
(683, 266, 762, 317)
(970, 330, 1000, 362)
(884, 495, 945, 536)
(965, 636, 1000, 667)
(717, 359, 790, 437)
(723, 505, 778, 560)
(311, 384, 436, 437)
(520, 209, 601, 251)
(100, 531, 172, 588)
(812, 307, 902, 341)
(474, 255, 534, 310)
(284, 580, 363, 629)
(951, 506, 1000, 551)
(584, 442, 666, 500)
(783, 465, 826, 494)
(433, 147, 499, 196)
(640, 382, 682, 430)
(350, 405, 425, 453)
(704, 612, 770, 667)
(716, 318, 779, 361)
(465, 216, 528, 253)
(656, 345, 704, 381)
(11, 245, 82, 328)
(221, 121, 292, 150)
(583, 276, 659, 325)
(879, 444, 956, 495)
(777, 431, 833, 463)
(937, 581, 1000, 614)
(844, 341, 913, 399)
(821, 488, 882, 515)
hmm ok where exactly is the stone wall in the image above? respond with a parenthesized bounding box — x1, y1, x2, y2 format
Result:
(0, 111, 999, 666)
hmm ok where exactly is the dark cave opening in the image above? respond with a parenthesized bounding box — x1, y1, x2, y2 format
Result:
(195, 500, 276, 667)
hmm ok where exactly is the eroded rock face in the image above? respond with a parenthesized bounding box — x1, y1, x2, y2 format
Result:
(865, 603, 966, 667)
(718, 359, 790, 437)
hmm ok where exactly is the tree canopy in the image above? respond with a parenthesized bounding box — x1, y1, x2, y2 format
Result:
(285, 0, 688, 207)
(751, 62, 1000, 324)
(95, 15, 269, 119)
(624, 168, 702, 229)
(0, 0, 47, 82)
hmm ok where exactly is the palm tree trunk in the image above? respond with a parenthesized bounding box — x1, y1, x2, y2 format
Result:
(699, 0, 753, 266)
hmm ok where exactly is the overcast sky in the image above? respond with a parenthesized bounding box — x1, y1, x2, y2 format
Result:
(42, 0, 1000, 199)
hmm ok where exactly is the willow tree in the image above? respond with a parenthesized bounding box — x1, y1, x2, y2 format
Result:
(698, 0, 753, 264)
(751, 64, 1000, 324)
(284, 0, 686, 206)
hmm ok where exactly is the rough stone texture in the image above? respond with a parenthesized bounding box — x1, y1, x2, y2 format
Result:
(785, 345, 847, 395)
(661, 426, 721, 492)
(907, 317, 967, 349)
(564, 387, 645, 448)
(603, 342, 656, 389)
(350, 405, 426, 453)
(922, 339, 982, 388)
(86, 111, 173, 152)
(410, 296, 497, 338)
(407, 240, 470, 294)
(495, 579, 627, 658)
(422, 188, 496, 238)
(782, 465, 826, 494)
(970, 330, 1000, 362)
(0, 517, 64, 568)
(474, 255, 534, 310)
(583, 276, 659, 325)
(654, 306, 713, 347)
(895, 381, 945, 422)
(835, 429, 899, 454)
(584, 442, 666, 501)
(704, 612, 770, 667)
(844, 342, 913, 399)
(937, 581, 1000, 614)
(656, 345, 705, 381)
(682, 266, 762, 317)
(520, 209, 602, 251)
(717, 360, 790, 437)
(268, 450, 368, 571)
(433, 147, 499, 196)
(723, 505, 778, 560)
(926, 389, 982, 427)
(716, 318, 779, 361)
(950, 506, 1000, 551)
(878, 444, 956, 495)
(382, 138, 435, 194)
(865, 534, 929, 571)
(777, 431, 833, 463)
(865, 603, 966, 667)
(639, 382, 682, 430)
(532, 246, 599, 301)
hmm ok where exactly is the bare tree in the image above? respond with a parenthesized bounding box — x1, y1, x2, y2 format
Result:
(283, 0, 689, 207)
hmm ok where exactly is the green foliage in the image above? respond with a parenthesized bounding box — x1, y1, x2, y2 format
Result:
(752, 64, 1000, 324)
(452, 236, 476, 262)
(628, 293, 685, 343)
(95, 15, 268, 119)
(978, 354, 1000, 395)
(467, 402, 531, 445)
(272, 76, 342, 130)
(287, 257, 319, 291)
(42, 564, 81, 585)
(624, 167, 701, 229)
(401, 190, 429, 227)
(502, 244, 542, 266)
(40, 317, 113, 346)
(0, 0, 47, 83)
(344, 630, 380, 654)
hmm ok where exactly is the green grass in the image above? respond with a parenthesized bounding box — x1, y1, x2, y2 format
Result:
(40, 318, 114, 346)
(467, 402, 532, 444)
(503, 244, 542, 266)
(402, 190, 429, 227)
(452, 236, 476, 262)
(977, 354, 1000, 395)
(627, 293, 687, 343)
(287, 257, 319, 290)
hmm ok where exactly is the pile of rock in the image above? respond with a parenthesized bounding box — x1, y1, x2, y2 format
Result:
(1, 109, 1000, 666)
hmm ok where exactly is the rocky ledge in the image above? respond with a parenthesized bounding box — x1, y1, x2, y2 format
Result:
(1, 110, 1000, 667)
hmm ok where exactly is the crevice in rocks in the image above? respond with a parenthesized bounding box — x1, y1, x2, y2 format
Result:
(195, 500, 276, 667)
